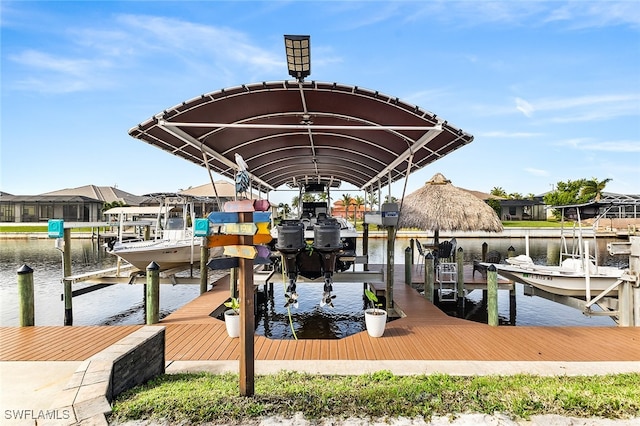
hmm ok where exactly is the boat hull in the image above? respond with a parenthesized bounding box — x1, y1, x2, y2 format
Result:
(110, 239, 222, 270)
(494, 264, 622, 297)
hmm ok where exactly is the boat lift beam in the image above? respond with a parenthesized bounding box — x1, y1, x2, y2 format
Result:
(264, 269, 384, 286)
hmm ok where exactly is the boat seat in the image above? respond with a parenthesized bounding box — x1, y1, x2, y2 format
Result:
(473, 250, 501, 278)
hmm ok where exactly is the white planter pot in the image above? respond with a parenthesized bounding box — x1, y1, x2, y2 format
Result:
(364, 308, 387, 338)
(224, 309, 240, 338)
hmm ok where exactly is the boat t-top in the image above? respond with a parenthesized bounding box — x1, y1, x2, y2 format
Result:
(106, 194, 222, 271)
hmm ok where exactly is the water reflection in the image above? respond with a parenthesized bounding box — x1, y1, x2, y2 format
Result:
(255, 281, 368, 339)
(0, 237, 624, 330)
(0, 239, 210, 326)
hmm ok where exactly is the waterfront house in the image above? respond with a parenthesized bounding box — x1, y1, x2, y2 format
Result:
(0, 185, 144, 223)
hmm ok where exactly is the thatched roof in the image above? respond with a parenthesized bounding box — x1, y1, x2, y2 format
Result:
(398, 173, 503, 232)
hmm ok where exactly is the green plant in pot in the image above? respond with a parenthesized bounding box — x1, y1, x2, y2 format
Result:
(223, 297, 240, 338)
(364, 288, 387, 338)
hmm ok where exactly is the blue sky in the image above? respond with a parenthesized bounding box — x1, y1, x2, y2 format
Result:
(1, 1, 639, 205)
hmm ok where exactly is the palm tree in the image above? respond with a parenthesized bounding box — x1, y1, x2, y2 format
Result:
(102, 200, 126, 212)
(302, 193, 316, 204)
(365, 192, 379, 211)
(490, 187, 508, 198)
(581, 178, 612, 202)
(353, 195, 365, 226)
(277, 203, 291, 219)
(340, 193, 352, 220)
(384, 195, 398, 204)
(291, 196, 300, 216)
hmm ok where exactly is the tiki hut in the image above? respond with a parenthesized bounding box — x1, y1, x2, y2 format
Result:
(398, 173, 503, 243)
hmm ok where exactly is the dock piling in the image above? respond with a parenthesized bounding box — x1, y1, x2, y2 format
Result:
(424, 253, 434, 302)
(200, 237, 209, 294)
(146, 262, 160, 325)
(63, 228, 73, 326)
(17, 265, 34, 327)
(404, 246, 412, 285)
(456, 247, 464, 298)
(487, 264, 498, 326)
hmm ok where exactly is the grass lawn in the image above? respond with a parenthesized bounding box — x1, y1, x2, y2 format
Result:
(110, 371, 640, 424)
(502, 220, 562, 227)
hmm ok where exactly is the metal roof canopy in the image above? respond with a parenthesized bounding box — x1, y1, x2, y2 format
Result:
(129, 80, 474, 193)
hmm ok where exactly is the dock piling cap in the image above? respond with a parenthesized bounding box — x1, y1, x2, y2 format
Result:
(146, 261, 160, 271)
(17, 264, 33, 274)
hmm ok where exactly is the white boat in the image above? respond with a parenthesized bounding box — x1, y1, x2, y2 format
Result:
(490, 202, 626, 298)
(493, 255, 624, 297)
(106, 195, 222, 271)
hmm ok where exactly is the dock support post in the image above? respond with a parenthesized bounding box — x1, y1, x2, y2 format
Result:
(509, 287, 517, 325)
(363, 222, 369, 272)
(424, 253, 434, 302)
(238, 211, 255, 397)
(634, 286, 640, 327)
(456, 247, 464, 299)
(146, 262, 160, 325)
(629, 236, 639, 326)
(63, 228, 73, 326)
(200, 237, 209, 294)
(230, 267, 238, 298)
(481, 242, 488, 262)
(385, 226, 394, 313)
(409, 238, 414, 265)
(404, 247, 412, 285)
(487, 264, 498, 326)
(17, 265, 34, 327)
(619, 281, 631, 327)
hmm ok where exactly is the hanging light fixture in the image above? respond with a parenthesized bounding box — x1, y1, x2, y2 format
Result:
(284, 35, 311, 82)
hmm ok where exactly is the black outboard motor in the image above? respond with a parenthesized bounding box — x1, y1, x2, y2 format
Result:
(275, 220, 305, 308)
(313, 219, 342, 307)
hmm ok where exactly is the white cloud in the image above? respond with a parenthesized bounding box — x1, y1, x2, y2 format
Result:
(10, 50, 101, 76)
(114, 14, 281, 70)
(559, 138, 640, 153)
(478, 131, 542, 138)
(468, 92, 640, 122)
(524, 167, 550, 177)
(409, 1, 640, 29)
(538, 94, 640, 123)
(7, 14, 281, 94)
(559, 2, 640, 29)
(515, 97, 534, 117)
(9, 49, 115, 93)
(403, 88, 453, 106)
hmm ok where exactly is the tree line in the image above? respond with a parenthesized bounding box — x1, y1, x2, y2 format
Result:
(277, 177, 612, 221)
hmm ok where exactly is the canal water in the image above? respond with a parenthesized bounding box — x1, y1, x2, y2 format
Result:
(0, 237, 627, 333)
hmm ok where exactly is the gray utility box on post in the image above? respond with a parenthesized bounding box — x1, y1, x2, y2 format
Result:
(364, 203, 399, 227)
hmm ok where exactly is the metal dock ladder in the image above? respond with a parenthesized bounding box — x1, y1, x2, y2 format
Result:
(436, 262, 457, 302)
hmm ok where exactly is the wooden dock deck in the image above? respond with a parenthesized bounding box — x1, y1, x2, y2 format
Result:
(1, 264, 639, 363)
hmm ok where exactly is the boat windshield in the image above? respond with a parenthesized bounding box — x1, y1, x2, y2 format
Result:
(166, 217, 184, 230)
